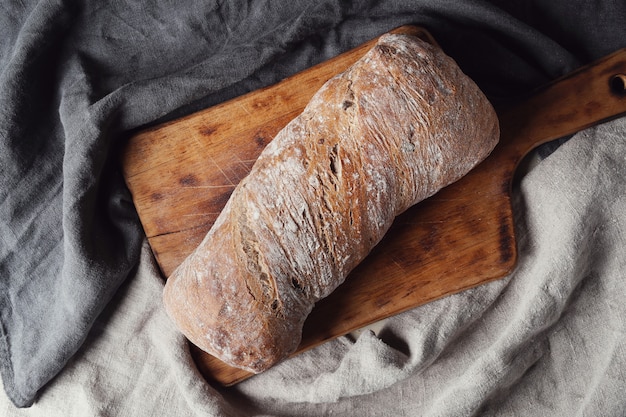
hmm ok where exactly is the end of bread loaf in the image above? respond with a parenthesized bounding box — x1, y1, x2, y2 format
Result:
(163, 33, 499, 374)
(163, 200, 308, 373)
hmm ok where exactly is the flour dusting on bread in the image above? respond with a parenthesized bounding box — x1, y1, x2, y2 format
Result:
(163, 33, 499, 373)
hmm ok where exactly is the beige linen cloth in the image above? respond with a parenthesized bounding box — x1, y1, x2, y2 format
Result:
(2, 117, 625, 416)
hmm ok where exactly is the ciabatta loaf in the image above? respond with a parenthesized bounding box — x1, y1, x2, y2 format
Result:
(163, 33, 499, 373)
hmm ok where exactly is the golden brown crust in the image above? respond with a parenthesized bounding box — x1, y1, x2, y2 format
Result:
(163, 33, 500, 373)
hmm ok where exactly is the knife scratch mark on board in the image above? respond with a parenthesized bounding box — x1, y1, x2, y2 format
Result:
(187, 134, 235, 186)
(237, 102, 252, 116)
(233, 154, 254, 171)
(207, 154, 236, 186)
(390, 257, 409, 274)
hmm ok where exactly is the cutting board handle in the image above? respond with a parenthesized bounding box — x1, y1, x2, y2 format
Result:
(497, 48, 626, 176)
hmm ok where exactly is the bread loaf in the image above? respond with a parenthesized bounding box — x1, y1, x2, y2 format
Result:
(163, 33, 499, 373)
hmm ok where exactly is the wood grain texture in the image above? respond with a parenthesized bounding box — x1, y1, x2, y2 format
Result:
(121, 25, 626, 386)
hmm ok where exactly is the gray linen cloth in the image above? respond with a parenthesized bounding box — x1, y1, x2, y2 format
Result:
(2, 0, 626, 409)
(1, 116, 624, 416)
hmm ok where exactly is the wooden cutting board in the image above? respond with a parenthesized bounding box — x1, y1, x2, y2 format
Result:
(120, 25, 626, 386)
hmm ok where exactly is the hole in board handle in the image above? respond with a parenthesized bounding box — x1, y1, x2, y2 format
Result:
(609, 74, 626, 95)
